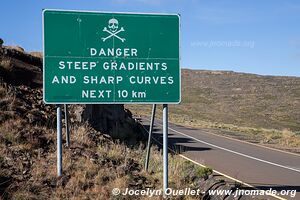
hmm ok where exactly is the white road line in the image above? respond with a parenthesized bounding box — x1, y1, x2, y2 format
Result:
(140, 116, 300, 158)
(145, 118, 300, 174)
(179, 155, 287, 200)
(140, 119, 287, 200)
(169, 127, 300, 174)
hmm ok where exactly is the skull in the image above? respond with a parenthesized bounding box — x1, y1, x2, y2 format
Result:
(108, 18, 118, 33)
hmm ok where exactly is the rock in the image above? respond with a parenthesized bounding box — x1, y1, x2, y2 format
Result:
(30, 52, 43, 58)
(75, 104, 146, 144)
(10, 46, 24, 52)
(0, 45, 42, 87)
(0, 44, 146, 145)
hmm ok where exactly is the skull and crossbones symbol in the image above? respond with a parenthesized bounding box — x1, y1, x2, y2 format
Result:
(101, 18, 125, 42)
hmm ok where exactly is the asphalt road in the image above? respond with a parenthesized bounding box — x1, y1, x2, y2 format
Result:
(139, 117, 300, 200)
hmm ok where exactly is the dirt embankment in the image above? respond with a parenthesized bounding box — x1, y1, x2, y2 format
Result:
(0, 42, 254, 200)
(0, 42, 155, 199)
(0, 43, 146, 144)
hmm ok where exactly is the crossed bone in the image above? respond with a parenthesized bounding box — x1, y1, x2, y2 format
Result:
(102, 27, 125, 42)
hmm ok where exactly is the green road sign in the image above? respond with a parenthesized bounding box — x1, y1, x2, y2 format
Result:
(43, 9, 180, 104)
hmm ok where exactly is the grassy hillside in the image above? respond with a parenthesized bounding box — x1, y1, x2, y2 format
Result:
(127, 69, 300, 151)
(0, 82, 214, 200)
(1, 46, 219, 199)
(180, 69, 300, 131)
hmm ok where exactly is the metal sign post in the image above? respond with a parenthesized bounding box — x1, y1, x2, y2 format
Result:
(145, 104, 157, 172)
(43, 9, 180, 181)
(64, 104, 70, 147)
(57, 105, 62, 177)
(163, 104, 168, 196)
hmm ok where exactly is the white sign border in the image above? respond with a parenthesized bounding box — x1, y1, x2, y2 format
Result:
(42, 9, 181, 104)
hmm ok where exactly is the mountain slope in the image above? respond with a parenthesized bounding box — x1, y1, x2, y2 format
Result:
(127, 69, 300, 151)
(180, 69, 300, 131)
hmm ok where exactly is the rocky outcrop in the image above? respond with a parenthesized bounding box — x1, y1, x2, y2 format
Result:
(72, 104, 145, 145)
(0, 41, 145, 144)
(0, 84, 56, 126)
(0, 44, 42, 87)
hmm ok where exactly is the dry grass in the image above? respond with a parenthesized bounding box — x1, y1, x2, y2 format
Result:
(0, 79, 212, 200)
(126, 104, 300, 152)
(0, 107, 212, 199)
(139, 145, 212, 191)
(126, 69, 299, 153)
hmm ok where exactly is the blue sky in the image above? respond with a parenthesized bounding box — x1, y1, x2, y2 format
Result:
(1, 0, 300, 76)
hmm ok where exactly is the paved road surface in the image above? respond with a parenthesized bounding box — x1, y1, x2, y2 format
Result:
(139, 117, 300, 200)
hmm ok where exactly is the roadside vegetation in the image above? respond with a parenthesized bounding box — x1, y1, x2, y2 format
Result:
(127, 104, 300, 153)
(126, 69, 300, 153)
(0, 82, 213, 200)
